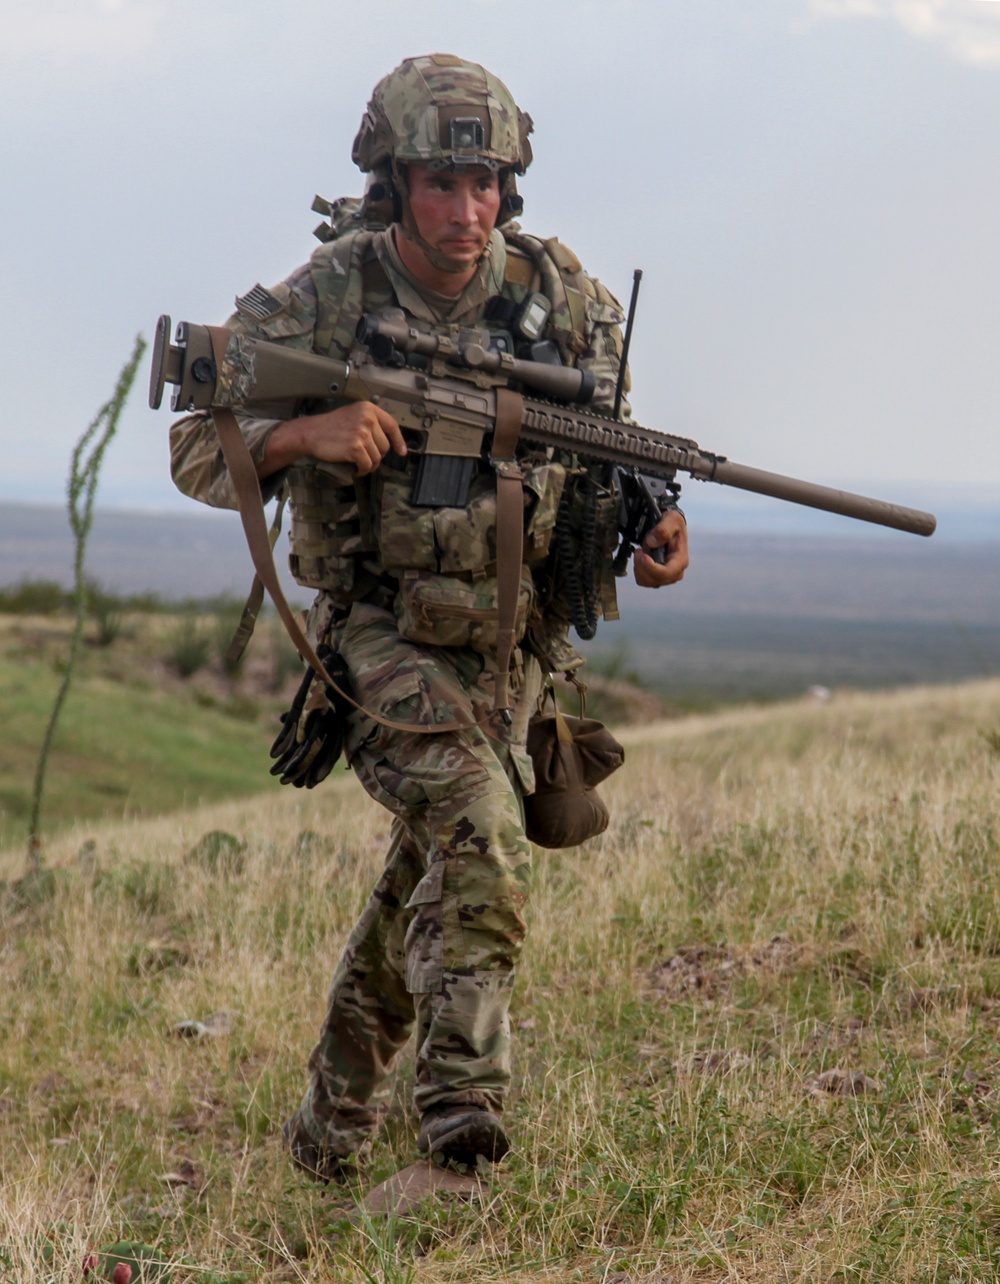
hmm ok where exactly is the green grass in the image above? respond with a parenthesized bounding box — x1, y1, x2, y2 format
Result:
(0, 654, 282, 848)
(0, 606, 309, 849)
(3, 680, 1000, 1280)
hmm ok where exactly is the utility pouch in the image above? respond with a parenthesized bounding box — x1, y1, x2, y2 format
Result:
(523, 681, 625, 848)
(377, 461, 567, 575)
(395, 568, 535, 654)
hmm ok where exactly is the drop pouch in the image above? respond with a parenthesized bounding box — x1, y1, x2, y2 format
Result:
(395, 567, 534, 654)
(523, 683, 625, 849)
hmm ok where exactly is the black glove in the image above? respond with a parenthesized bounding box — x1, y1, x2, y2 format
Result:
(269, 645, 354, 788)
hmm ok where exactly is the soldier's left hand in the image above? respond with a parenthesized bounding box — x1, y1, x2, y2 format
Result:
(633, 509, 689, 588)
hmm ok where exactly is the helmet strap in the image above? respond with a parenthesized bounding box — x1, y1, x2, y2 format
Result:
(496, 170, 522, 225)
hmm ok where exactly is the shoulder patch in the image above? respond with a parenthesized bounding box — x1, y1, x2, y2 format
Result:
(235, 284, 286, 322)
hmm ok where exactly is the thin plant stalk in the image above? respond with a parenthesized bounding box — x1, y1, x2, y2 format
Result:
(27, 334, 147, 871)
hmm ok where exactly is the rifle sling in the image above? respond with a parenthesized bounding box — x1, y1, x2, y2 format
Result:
(224, 487, 286, 666)
(491, 388, 526, 715)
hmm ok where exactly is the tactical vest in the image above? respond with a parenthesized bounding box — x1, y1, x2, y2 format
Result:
(271, 225, 622, 661)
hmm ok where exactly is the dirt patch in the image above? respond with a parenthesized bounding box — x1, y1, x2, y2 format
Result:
(937, 1064, 999, 1123)
(903, 984, 963, 1013)
(799, 1016, 867, 1057)
(682, 1047, 754, 1075)
(644, 936, 807, 1001)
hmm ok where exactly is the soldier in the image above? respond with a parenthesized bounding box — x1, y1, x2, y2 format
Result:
(170, 54, 689, 1185)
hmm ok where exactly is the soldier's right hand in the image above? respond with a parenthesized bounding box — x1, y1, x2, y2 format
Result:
(301, 402, 407, 474)
(258, 402, 407, 479)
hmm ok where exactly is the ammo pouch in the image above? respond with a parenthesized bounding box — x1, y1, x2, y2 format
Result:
(395, 567, 535, 654)
(523, 685, 625, 848)
(376, 455, 564, 656)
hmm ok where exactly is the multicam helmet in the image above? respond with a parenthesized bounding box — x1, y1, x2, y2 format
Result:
(352, 53, 533, 263)
(353, 53, 533, 177)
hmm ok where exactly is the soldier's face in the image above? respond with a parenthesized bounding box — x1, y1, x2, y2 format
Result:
(404, 164, 501, 266)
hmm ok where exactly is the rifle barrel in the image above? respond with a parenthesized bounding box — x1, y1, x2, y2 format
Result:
(708, 459, 937, 537)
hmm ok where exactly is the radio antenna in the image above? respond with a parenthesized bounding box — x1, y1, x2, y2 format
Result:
(612, 268, 642, 421)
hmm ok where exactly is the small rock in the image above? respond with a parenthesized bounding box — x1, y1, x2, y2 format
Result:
(809, 1068, 882, 1098)
(170, 1020, 210, 1039)
(169, 1011, 234, 1040)
(362, 1160, 490, 1217)
(157, 1160, 200, 1188)
(685, 1048, 751, 1075)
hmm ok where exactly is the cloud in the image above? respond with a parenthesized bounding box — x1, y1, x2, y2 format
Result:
(0, 0, 161, 69)
(808, 0, 1000, 67)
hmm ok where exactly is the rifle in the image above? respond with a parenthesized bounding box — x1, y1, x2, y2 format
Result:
(151, 309, 938, 719)
(150, 311, 937, 541)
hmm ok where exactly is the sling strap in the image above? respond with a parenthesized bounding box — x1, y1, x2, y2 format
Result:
(491, 387, 526, 717)
(223, 486, 286, 666)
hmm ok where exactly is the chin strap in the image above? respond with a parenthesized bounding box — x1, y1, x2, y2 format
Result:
(392, 161, 488, 276)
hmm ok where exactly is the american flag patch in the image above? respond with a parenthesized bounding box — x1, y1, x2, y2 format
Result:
(235, 284, 284, 321)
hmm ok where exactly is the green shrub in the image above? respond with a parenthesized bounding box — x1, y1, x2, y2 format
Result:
(186, 829, 246, 876)
(167, 614, 210, 677)
(211, 596, 248, 675)
(270, 622, 304, 691)
(86, 580, 124, 646)
(0, 579, 72, 614)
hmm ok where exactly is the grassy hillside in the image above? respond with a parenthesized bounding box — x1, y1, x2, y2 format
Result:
(0, 612, 304, 849)
(0, 607, 664, 850)
(1, 680, 999, 1280)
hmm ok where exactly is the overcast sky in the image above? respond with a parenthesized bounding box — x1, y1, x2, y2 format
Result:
(1, 0, 998, 530)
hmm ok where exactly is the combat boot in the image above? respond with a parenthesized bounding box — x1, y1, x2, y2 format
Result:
(282, 1114, 357, 1185)
(417, 1102, 510, 1168)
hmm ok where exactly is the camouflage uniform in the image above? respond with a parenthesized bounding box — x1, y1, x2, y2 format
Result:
(170, 64, 629, 1166)
(298, 603, 538, 1154)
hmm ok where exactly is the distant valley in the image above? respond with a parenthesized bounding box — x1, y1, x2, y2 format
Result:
(3, 501, 998, 702)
